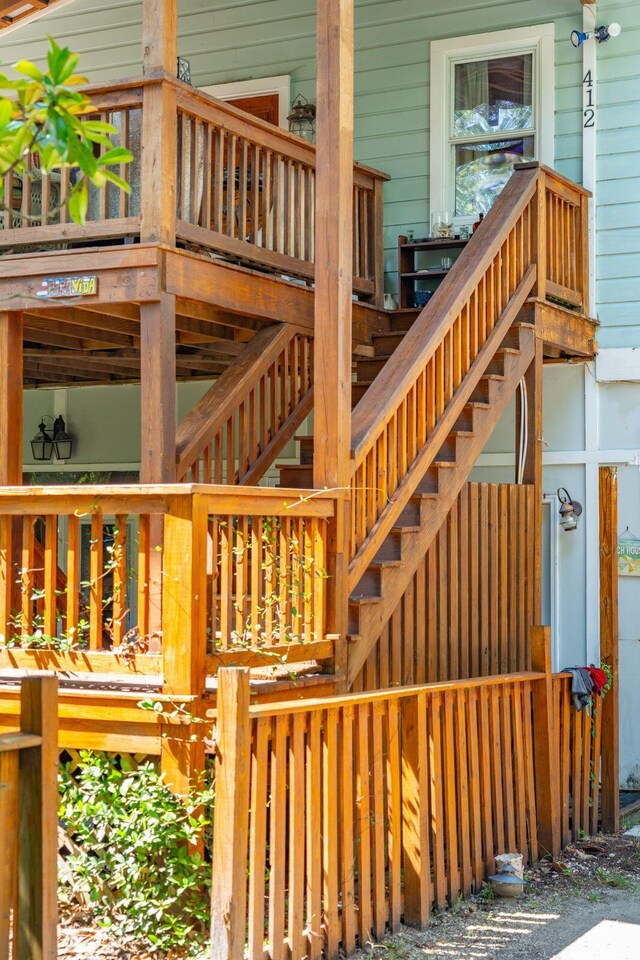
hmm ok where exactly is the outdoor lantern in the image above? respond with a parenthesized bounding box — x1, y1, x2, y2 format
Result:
(177, 56, 192, 84)
(557, 487, 583, 532)
(52, 415, 73, 461)
(31, 419, 54, 461)
(287, 95, 316, 142)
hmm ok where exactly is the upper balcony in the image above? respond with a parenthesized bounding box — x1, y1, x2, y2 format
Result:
(0, 75, 389, 310)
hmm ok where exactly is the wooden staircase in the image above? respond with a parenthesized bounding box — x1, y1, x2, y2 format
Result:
(277, 315, 536, 683)
(276, 164, 546, 687)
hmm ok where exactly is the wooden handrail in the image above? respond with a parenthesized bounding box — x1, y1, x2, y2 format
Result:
(176, 324, 314, 485)
(351, 167, 539, 463)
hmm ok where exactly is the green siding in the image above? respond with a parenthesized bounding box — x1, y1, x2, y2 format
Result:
(1, 0, 638, 345)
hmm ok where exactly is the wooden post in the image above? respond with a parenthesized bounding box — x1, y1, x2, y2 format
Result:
(530, 625, 561, 857)
(210, 668, 251, 960)
(140, 293, 177, 484)
(140, 0, 177, 246)
(516, 335, 543, 633)
(0, 311, 23, 486)
(313, 0, 354, 680)
(17, 673, 58, 960)
(161, 493, 208, 793)
(599, 465, 619, 833)
(534, 166, 546, 301)
(0, 311, 23, 642)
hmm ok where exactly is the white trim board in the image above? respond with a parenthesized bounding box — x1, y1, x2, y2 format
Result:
(429, 23, 555, 220)
(200, 75, 291, 129)
(596, 348, 640, 383)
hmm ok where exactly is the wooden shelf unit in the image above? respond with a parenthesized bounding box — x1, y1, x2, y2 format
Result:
(398, 235, 469, 309)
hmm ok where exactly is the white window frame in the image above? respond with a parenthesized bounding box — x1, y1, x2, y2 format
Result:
(430, 24, 555, 223)
(200, 75, 291, 130)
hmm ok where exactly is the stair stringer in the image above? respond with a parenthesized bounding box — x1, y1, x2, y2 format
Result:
(347, 323, 536, 687)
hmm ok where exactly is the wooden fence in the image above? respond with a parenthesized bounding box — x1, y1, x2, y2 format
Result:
(211, 667, 549, 960)
(0, 673, 58, 960)
(553, 674, 603, 846)
(352, 482, 535, 690)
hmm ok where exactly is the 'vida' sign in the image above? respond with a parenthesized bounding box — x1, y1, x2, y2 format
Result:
(38, 275, 99, 298)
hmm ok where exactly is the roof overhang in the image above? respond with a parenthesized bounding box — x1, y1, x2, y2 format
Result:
(0, 0, 76, 35)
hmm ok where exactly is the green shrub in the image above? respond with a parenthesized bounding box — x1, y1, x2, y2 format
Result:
(59, 752, 213, 956)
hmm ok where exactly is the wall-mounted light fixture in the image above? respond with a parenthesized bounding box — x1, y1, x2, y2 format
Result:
(287, 95, 316, 142)
(30, 415, 73, 462)
(557, 487, 583, 532)
(571, 22, 621, 47)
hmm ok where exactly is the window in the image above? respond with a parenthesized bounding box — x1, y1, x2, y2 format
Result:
(430, 25, 554, 222)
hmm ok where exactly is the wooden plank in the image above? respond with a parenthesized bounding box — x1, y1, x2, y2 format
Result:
(339, 706, 356, 953)
(289, 713, 306, 960)
(322, 708, 340, 957)
(599, 466, 619, 833)
(401, 692, 430, 927)
(247, 717, 269, 960)
(355, 703, 372, 945)
(210, 668, 251, 960)
(306, 711, 323, 960)
(17, 674, 58, 960)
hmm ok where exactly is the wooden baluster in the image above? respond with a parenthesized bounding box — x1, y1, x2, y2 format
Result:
(250, 143, 261, 245)
(278, 517, 291, 641)
(43, 516, 57, 640)
(200, 123, 212, 230)
(219, 515, 232, 650)
(20, 517, 35, 640)
(21, 158, 31, 229)
(112, 514, 127, 646)
(119, 109, 130, 219)
(89, 513, 103, 650)
(65, 514, 80, 645)
(234, 515, 247, 642)
(238, 399, 248, 480)
(238, 139, 248, 241)
(352, 186, 360, 275)
(137, 514, 150, 642)
(361, 189, 370, 280)
(213, 127, 225, 233)
(262, 148, 272, 250)
(3, 172, 13, 230)
(226, 414, 236, 483)
(40, 171, 51, 227)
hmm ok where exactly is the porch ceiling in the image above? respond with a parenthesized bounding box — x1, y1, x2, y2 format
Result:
(0, 0, 70, 32)
(22, 300, 267, 387)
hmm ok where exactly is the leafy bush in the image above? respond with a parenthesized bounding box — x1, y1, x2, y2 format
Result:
(59, 752, 213, 956)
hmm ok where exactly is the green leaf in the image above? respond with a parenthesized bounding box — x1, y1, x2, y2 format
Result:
(67, 179, 88, 225)
(14, 60, 44, 82)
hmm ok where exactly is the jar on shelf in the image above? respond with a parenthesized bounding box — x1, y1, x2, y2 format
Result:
(430, 211, 454, 239)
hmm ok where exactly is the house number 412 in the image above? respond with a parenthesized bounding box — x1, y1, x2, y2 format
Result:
(583, 70, 595, 128)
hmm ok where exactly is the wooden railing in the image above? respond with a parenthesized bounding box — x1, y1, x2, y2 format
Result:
(177, 325, 313, 485)
(553, 673, 602, 844)
(348, 163, 589, 586)
(351, 482, 536, 691)
(0, 673, 58, 959)
(0, 80, 143, 249)
(174, 82, 387, 301)
(0, 485, 333, 663)
(211, 667, 543, 960)
(0, 77, 388, 305)
(538, 164, 590, 312)
(348, 166, 539, 582)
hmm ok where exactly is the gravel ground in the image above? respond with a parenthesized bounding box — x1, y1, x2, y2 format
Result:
(58, 833, 640, 960)
(353, 833, 640, 960)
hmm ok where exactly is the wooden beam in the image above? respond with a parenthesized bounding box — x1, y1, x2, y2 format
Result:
(140, 293, 177, 483)
(142, 0, 177, 77)
(313, 0, 354, 683)
(313, 0, 354, 490)
(0, 312, 23, 486)
(599, 465, 619, 833)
